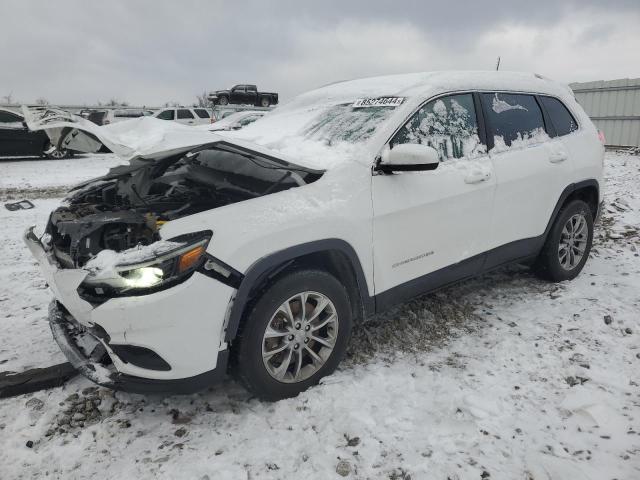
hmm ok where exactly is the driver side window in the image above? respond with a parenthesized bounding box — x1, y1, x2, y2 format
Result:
(391, 94, 484, 161)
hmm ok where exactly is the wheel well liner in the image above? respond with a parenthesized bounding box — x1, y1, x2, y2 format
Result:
(225, 239, 373, 342)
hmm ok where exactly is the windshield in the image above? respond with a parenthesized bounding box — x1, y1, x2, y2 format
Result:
(302, 104, 396, 145)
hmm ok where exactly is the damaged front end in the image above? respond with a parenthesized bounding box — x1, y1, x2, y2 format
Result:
(26, 140, 323, 392)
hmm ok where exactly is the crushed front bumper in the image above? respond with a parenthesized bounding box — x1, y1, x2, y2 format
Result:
(25, 226, 234, 394)
(49, 301, 228, 394)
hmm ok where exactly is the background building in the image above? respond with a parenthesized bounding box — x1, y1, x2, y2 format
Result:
(570, 78, 640, 148)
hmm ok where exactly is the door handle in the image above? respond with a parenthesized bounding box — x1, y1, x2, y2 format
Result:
(549, 152, 568, 163)
(464, 171, 491, 184)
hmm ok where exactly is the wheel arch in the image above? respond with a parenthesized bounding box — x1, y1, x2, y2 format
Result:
(225, 239, 373, 343)
(544, 179, 600, 239)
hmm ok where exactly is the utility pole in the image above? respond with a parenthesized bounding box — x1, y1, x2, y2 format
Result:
(495, 56, 501, 71)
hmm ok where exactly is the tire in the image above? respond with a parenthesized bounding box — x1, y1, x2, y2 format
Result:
(260, 97, 270, 108)
(235, 269, 353, 401)
(45, 146, 72, 160)
(533, 199, 594, 281)
(217, 96, 229, 106)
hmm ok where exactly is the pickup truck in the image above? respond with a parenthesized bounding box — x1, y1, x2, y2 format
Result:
(210, 85, 278, 107)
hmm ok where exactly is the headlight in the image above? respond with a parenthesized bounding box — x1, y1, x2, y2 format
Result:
(81, 231, 211, 297)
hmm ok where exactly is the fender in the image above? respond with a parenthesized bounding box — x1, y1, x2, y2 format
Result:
(543, 179, 599, 239)
(224, 239, 373, 342)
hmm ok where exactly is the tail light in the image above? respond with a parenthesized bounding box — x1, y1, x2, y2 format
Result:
(597, 130, 606, 145)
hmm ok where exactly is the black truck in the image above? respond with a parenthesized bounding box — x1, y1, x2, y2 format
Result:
(210, 85, 278, 107)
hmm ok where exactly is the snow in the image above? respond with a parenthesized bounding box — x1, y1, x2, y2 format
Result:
(491, 93, 528, 114)
(23, 72, 578, 175)
(491, 128, 551, 153)
(0, 151, 639, 479)
(84, 241, 184, 272)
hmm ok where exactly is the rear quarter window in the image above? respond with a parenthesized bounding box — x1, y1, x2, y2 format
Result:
(482, 93, 547, 148)
(539, 96, 578, 137)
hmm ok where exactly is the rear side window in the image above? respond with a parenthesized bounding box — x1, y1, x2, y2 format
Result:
(157, 110, 175, 120)
(194, 109, 210, 119)
(177, 109, 194, 119)
(391, 93, 484, 161)
(482, 93, 546, 148)
(539, 96, 578, 137)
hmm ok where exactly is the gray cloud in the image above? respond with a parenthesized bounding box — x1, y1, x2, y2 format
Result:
(0, 0, 638, 106)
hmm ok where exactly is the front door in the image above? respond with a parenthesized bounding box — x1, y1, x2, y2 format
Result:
(372, 93, 496, 307)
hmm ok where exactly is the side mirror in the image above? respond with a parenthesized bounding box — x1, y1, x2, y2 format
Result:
(377, 144, 440, 173)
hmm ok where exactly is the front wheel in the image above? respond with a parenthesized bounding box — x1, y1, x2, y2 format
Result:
(533, 199, 594, 281)
(260, 97, 270, 108)
(235, 270, 352, 400)
(45, 146, 72, 159)
(217, 96, 229, 106)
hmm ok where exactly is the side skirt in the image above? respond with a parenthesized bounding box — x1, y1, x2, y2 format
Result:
(373, 236, 543, 314)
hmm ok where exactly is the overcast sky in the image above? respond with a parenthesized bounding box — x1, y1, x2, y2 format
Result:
(1, 0, 639, 106)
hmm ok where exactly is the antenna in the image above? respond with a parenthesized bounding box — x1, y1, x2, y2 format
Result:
(495, 56, 501, 71)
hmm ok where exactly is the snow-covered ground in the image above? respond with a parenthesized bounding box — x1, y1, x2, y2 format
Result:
(0, 152, 638, 479)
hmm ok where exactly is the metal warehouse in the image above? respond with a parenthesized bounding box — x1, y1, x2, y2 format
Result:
(570, 78, 640, 148)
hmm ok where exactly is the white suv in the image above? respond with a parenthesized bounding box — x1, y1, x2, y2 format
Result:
(24, 72, 604, 400)
(154, 107, 212, 125)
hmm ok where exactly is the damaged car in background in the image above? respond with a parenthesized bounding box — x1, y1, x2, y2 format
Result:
(23, 72, 604, 400)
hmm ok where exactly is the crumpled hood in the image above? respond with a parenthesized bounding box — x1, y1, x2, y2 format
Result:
(21, 106, 320, 169)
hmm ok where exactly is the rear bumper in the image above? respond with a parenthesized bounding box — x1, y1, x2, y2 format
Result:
(49, 300, 229, 394)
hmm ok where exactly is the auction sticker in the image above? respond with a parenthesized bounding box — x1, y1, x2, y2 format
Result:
(352, 97, 405, 108)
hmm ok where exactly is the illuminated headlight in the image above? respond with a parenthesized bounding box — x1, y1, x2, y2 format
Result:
(81, 232, 211, 297)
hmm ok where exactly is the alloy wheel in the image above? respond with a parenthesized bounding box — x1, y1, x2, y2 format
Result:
(262, 291, 339, 383)
(558, 213, 588, 270)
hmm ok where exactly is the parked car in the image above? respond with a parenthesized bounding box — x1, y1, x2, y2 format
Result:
(154, 107, 212, 126)
(80, 109, 154, 126)
(24, 71, 603, 400)
(0, 108, 72, 158)
(210, 85, 278, 107)
(207, 111, 265, 131)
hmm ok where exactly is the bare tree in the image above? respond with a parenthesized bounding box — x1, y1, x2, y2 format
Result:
(35, 97, 49, 106)
(105, 98, 129, 107)
(2, 92, 14, 104)
(195, 91, 210, 107)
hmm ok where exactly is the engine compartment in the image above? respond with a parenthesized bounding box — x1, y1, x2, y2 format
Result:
(46, 144, 322, 267)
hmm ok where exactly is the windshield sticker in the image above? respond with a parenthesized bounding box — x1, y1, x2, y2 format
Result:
(352, 97, 405, 108)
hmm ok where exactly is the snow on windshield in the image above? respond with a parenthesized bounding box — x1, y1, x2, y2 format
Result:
(302, 104, 396, 145)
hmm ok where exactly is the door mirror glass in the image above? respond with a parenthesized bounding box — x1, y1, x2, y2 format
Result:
(378, 144, 440, 173)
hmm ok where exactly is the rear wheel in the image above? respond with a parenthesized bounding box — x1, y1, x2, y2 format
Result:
(534, 199, 593, 281)
(235, 269, 352, 400)
(260, 97, 271, 108)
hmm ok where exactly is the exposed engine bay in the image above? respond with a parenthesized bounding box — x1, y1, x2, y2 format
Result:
(46, 143, 323, 268)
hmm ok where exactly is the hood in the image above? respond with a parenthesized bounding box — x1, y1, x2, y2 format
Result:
(21, 106, 323, 170)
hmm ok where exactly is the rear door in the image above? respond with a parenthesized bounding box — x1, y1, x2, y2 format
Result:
(481, 92, 574, 265)
(372, 93, 496, 306)
(176, 109, 196, 126)
(193, 108, 211, 125)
